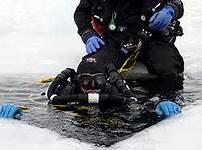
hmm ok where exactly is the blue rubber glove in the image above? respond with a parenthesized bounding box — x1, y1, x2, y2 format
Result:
(149, 6, 175, 31)
(155, 100, 181, 117)
(0, 104, 23, 120)
(86, 36, 105, 54)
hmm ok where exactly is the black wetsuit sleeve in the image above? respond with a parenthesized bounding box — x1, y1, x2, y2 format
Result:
(74, 0, 94, 37)
(164, 0, 184, 19)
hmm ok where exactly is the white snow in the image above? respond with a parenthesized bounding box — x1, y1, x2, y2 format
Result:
(0, 0, 202, 150)
(0, 0, 83, 74)
(0, 119, 97, 150)
(111, 105, 202, 150)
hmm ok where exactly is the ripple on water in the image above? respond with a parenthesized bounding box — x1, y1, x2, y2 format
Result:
(0, 73, 201, 146)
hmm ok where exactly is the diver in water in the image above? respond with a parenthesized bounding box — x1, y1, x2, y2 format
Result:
(47, 64, 137, 105)
(47, 0, 184, 117)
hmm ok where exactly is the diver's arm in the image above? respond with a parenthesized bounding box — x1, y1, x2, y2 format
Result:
(74, 0, 94, 39)
(47, 68, 76, 99)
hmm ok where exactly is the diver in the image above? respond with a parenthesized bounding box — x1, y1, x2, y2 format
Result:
(47, 64, 137, 106)
(47, 0, 184, 118)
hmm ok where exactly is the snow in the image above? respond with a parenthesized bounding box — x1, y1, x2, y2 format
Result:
(111, 106, 202, 150)
(0, 0, 202, 150)
(0, 119, 97, 150)
(0, 0, 83, 74)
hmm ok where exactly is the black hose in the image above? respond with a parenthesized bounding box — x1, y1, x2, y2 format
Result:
(49, 94, 127, 106)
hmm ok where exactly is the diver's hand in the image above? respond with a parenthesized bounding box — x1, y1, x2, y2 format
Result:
(85, 36, 105, 54)
(149, 6, 175, 31)
(47, 78, 61, 99)
(47, 68, 76, 99)
(155, 100, 181, 117)
(81, 30, 105, 54)
(0, 104, 23, 120)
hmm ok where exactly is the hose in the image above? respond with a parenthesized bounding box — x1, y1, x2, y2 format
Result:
(49, 93, 128, 106)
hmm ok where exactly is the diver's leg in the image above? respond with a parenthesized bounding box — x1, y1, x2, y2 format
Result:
(139, 41, 184, 95)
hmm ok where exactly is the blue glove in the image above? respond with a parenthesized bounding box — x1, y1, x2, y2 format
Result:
(155, 100, 181, 117)
(0, 104, 23, 120)
(86, 36, 105, 54)
(149, 6, 175, 31)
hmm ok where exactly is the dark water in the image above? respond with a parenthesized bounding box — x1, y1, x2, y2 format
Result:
(0, 73, 201, 147)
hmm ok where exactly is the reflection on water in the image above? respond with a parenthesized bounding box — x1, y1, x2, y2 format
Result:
(0, 73, 201, 146)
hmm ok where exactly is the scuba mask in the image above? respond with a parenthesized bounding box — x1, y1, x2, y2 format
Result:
(77, 73, 107, 92)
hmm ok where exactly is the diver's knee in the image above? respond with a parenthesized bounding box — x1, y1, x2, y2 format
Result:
(154, 65, 178, 81)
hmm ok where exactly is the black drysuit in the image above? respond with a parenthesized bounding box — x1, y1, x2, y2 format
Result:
(74, 0, 184, 95)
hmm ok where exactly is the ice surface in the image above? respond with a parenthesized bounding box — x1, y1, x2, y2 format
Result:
(111, 105, 202, 150)
(0, 0, 83, 74)
(0, 119, 98, 150)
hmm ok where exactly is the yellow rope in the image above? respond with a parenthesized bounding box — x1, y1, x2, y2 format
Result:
(118, 55, 134, 73)
(118, 39, 143, 73)
(48, 104, 67, 108)
(37, 77, 55, 84)
(19, 105, 31, 110)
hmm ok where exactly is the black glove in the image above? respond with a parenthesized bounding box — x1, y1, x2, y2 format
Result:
(106, 64, 137, 99)
(47, 68, 76, 99)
